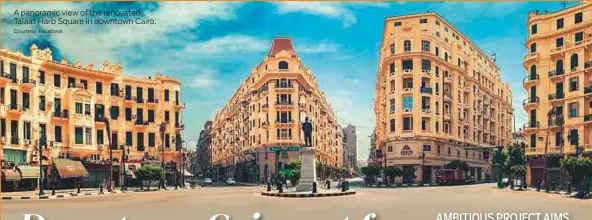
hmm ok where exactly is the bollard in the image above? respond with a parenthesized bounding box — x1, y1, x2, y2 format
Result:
(567, 183, 572, 195)
(536, 181, 541, 192)
(552, 182, 556, 192)
(312, 182, 317, 194)
(346, 181, 350, 191)
(100, 185, 104, 194)
(77, 183, 81, 194)
(267, 181, 271, 192)
(341, 181, 346, 192)
(52, 183, 56, 196)
(278, 182, 283, 193)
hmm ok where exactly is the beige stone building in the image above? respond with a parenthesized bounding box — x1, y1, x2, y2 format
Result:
(210, 37, 343, 182)
(523, 3, 592, 186)
(374, 13, 514, 183)
(1, 45, 185, 191)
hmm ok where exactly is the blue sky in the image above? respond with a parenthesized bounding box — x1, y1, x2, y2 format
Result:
(1, 2, 577, 160)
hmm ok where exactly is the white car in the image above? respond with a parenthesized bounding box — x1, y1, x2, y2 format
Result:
(226, 178, 236, 185)
(204, 178, 213, 185)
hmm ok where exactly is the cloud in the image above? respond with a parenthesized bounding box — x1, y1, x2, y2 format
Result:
(298, 42, 338, 54)
(272, 2, 387, 28)
(182, 34, 269, 55)
(189, 70, 219, 89)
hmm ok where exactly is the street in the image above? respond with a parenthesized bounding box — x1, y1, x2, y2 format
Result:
(2, 183, 590, 220)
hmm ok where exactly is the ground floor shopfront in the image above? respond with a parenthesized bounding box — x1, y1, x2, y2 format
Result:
(382, 139, 493, 184)
(1, 165, 41, 192)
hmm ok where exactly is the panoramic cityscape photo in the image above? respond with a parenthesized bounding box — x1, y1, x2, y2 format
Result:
(1, 1, 592, 220)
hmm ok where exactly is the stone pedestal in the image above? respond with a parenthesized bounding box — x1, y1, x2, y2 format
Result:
(296, 146, 317, 192)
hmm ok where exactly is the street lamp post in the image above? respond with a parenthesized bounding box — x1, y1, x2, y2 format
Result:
(159, 122, 167, 189)
(103, 116, 113, 192)
(121, 145, 129, 191)
(38, 137, 46, 196)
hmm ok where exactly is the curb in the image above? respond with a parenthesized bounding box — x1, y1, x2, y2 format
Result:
(236, 182, 265, 187)
(261, 191, 356, 198)
(2, 186, 199, 201)
(361, 183, 439, 188)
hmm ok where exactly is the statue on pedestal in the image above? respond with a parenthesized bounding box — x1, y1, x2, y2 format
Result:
(302, 117, 313, 147)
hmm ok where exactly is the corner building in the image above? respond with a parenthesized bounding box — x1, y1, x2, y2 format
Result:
(210, 38, 343, 182)
(523, 3, 592, 186)
(375, 13, 514, 184)
(0, 45, 185, 190)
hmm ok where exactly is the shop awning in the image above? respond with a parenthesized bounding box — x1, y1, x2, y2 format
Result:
(2, 169, 21, 181)
(18, 166, 41, 179)
(53, 158, 89, 178)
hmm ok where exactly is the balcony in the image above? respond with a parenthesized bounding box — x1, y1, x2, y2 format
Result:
(522, 97, 539, 108)
(523, 121, 540, 130)
(548, 70, 564, 81)
(262, 121, 269, 128)
(146, 98, 159, 106)
(135, 119, 149, 128)
(548, 93, 565, 103)
(7, 104, 24, 115)
(20, 78, 36, 89)
(421, 69, 431, 75)
(522, 74, 539, 87)
(402, 87, 413, 94)
(275, 101, 293, 106)
(443, 94, 452, 102)
(421, 108, 431, 114)
(523, 52, 538, 62)
(584, 114, 592, 122)
(124, 95, 135, 104)
(585, 85, 592, 96)
(585, 61, 592, 70)
(402, 69, 413, 75)
(420, 87, 433, 94)
(175, 122, 185, 131)
(136, 97, 144, 104)
(52, 110, 69, 120)
(0, 73, 10, 84)
(175, 101, 186, 109)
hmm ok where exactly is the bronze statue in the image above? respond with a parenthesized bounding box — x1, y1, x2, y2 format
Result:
(302, 117, 313, 147)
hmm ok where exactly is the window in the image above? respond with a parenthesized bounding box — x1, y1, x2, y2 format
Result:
(148, 110, 155, 122)
(404, 40, 411, 52)
(39, 71, 45, 84)
(75, 127, 83, 144)
(55, 126, 62, 142)
(23, 122, 31, 140)
(421, 59, 431, 71)
(423, 145, 431, 151)
(97, 130, 104, 145)
(568, 102, 578, 118)
(421, 118, 428, 131)
(435, 20, 440, 26)
(37, 95, 45, 111)
(556, 18, 564, 29)
(148, 132, 155, 147)
(164, 89, 170, 101)
(402, 59, 413, 70)
(575, 12, 583, 24)
(389, 63, 395, 74)
(137, 132, 144, 151)
(125, 108, 132, 121)
(569, 77, 579, 91)
(75, 103, 83, 114)
(575, 32, 584, 42)
(22, 92, 29, 109)
(530, 43, 536, 53)
(390, 43, 395, 55)
(84, 104, 91, 115)
(165, 110, 170, 122)
(556, 60, 564, 74)
(444, 27, 448, 32)
(435, 47, 439, 56)
(403, 96, 413, 110)
(53, 74, 60, 87)
(389, 99, 395, 114)
(555, 132, 562, 146)
(530, 65, 537, 76)
(570, 53, 579, 70)
(387, 145, 393, 152)
(85, 128, 92, 145)
(123, 132, 132, 146)
(569, 129, 579, 145)
(530, 24, 537, 35)
(419, 18, 427, 23)
(394, 21, 401, 27)
(421, 40, 430, 52)
(278, 61, 288, 70)
(556, 37, 563, 48)
(96, 82, 102, 94)
(403, 117, 413, 130)
(110, 106, 119, 119)
(390, 119, 395, 132)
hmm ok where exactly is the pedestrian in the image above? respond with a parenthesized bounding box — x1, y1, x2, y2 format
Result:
(326, 179, 331, 189)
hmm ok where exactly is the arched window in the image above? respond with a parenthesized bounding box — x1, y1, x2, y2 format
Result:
(278, 61, 289, 70)
(530, 43, 537, 53)
(570, 54, 578, 71)
(404, 40, 411, 52)
(530, 65, 536, 77)
(556, 60, 563, 74)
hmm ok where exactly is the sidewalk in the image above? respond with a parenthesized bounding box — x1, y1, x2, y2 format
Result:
(2, 185, 200, 200)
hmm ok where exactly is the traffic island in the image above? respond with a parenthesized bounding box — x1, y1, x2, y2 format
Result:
(261, 190, 356, 198)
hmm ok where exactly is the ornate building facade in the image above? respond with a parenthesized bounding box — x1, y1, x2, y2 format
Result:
(210, 37, 343, 182)
(523, 3, 592, 186)
(374, 13, 514, 183)
(0, 44, 185, 190)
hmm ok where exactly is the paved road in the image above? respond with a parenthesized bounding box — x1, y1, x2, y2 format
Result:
(2, 184, 590, 220)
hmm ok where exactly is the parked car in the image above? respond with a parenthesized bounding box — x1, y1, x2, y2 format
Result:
(226, 178, 236, 185)
(204, 178, 213, 185)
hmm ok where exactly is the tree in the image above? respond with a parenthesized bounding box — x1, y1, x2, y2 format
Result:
(493, 147, 508, 189)
(510, 165, 527, 190)
(383, 166, 403, 184)
(401, 167, 417, 184)
(361, 165, 380, 177)
(288, 160, 302, 186)
(134, 164, 166, 190)
(561, 157, 592, 186)
(506, 143, 526, 188)
(445, 160, 470, 172)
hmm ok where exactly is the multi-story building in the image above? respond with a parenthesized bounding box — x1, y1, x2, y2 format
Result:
(210, 37, 343, 183)
(342, 124, 357, 173)
(0, 44, 185, 191)
(523, 3, 592, 186)
(374, 13, 514, 184)
(195, 121, 213, 176)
